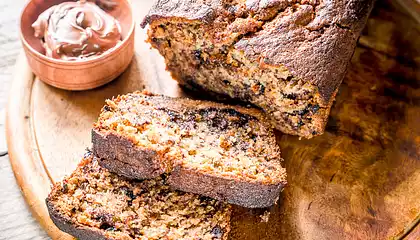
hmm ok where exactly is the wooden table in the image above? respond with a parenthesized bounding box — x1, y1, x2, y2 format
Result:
(1, 1, 419, 240)
(0, 0, 49, 239)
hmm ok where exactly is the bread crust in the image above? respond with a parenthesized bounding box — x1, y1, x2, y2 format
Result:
(46, 199, 113, 240)
(94, 152, 286, 208)
(168, 166, 285, 208)
(92, 129, 164, 179)
(93, 91, 287, 208)
(141, 0, 375, 105)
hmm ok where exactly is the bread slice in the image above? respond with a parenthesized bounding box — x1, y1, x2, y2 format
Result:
(46, 152, 232, 240)
(92, 91, 287, 208)
(141, 0, 374, 138)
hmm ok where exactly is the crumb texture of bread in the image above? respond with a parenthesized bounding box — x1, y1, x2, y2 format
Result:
(141, 0, 375, 138)
(93, 91, 287, 208)
(46, 152, 232, 240)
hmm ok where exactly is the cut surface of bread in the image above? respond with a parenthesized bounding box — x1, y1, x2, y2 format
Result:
(46, 152, 232, 240)
(141, 0, 375, 138)
(93, 91, 287, 208)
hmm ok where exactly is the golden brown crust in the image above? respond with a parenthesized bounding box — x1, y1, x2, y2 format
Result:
(168, 166, 285, 208)
(92, 129, 164, 179)
(96, 151, 286, 208)
(92, 91, 287, 208)
(141, 0, 375, 138)
(46, 200, 113, 240)
(142, 0, 375, 103)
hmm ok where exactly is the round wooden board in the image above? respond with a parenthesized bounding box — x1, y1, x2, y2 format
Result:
(6, 0, 420, 239)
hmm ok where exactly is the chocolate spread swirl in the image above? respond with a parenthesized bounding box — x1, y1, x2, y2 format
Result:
(32, 0, 121, 60)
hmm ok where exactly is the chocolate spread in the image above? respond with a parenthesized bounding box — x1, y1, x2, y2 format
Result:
(32, 0, 121, 60)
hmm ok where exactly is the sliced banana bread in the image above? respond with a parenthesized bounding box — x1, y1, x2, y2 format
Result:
(46, 152, 232, 240)
(141, 0, 375, 138)
(92, 91, 287, 208)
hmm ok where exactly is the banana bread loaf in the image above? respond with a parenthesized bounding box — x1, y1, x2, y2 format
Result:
(46, 152, 232, 240)
(141, 0, 375, 138)
(92, 91, 287, 208)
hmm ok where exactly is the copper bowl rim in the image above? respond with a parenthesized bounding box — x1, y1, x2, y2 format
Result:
(19, 0, 135, 66)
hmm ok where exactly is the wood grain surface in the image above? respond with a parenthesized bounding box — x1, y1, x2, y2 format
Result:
(0, 0, 50, 239)
(3, 0, 420, 240)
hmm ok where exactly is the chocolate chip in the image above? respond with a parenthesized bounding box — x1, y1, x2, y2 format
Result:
(297, 120, 304, 127)
(103, 105, 111, 112)
(211, 225, 224, 238)
(192, 49, 208, 65)
(99, 222, 114, 230)
(165, 109, 180, 122)
(298, 103, 321, 116)
(159, 24, 166, 30)
(250, 134, 257, 141)
(161, 174, 169, 182)
(120, 186, 135, 200)
(298, 108, 309, 116)
(61, 183, 68, 193)
(259, 84, 266, 94)
(193, 49, 202, 60)
(126, 190, 135, 200)
(94, 213, 114, 230)
(284, 93, 297, 100)
(199, 196, 212, 202)
(310, 104, 320, 113)
(222, 80, 230, 85)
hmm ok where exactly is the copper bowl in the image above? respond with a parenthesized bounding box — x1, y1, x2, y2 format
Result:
(20, 0, 135, 90)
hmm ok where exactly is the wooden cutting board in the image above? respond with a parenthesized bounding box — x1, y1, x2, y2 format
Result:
(6, 0, 420, 239)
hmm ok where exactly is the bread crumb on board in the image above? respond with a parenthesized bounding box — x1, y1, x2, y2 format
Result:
(260, 211, 271, 223)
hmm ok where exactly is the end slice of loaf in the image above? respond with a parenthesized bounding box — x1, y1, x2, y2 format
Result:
(141, 0, 374, 138)
(46, 152, 232, 240)
(92, 91, 287, 208)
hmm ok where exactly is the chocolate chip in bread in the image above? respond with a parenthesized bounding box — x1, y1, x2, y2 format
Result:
(141, 0, 375, 138)
(92, 91, 287, 208)
(46, 152, 232, 240)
